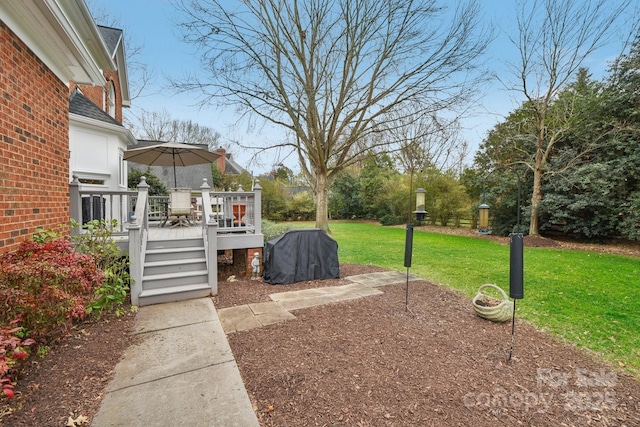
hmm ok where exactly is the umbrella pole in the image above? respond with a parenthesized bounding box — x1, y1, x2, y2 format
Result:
(172, 151, 177, 188)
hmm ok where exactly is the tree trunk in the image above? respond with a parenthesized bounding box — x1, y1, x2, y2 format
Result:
(529, 128, 545, 236)
(314, 171, 331, 233)
(529, 168, 542, 236)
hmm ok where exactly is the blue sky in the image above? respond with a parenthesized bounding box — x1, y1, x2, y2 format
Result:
(89, 0, 633, 175)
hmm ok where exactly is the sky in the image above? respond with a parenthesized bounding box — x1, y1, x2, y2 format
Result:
(88, 0, 635, 176)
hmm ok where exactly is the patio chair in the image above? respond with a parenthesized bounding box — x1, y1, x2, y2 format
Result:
(164, 188, 193, 227)
(232, 203, 246, 226)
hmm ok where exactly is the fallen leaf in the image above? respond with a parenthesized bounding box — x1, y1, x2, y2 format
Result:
(66, 415, 89, 426)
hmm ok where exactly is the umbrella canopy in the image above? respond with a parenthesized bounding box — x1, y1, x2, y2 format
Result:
(123, 142, 220, 187)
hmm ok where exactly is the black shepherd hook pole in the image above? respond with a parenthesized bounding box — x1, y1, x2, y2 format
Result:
(404, 171, 414, 312)
(481, 165, 524, 361)
(509, 299, 517, 360)
(508, 168, 524, 361)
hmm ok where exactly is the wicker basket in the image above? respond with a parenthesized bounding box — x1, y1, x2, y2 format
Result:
(472, 284, 514, 323)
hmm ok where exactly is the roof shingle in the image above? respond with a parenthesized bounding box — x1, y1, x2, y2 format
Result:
(69, 89, 122, 126)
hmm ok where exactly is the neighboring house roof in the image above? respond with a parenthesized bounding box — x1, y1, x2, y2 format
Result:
(69, 89, 122, 126)
(225, 153, 246, 175)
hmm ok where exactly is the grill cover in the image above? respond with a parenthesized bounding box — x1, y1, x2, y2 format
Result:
(263, 229, 340, 285)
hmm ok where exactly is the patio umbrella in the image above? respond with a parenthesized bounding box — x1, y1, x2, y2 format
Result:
(123, 142, 220, 187)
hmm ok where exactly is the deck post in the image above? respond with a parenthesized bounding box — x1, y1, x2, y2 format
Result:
(206, 213, 219, 295)
(128, 177, 149, 306)
(253, 179, 262, 235)
(201, 179, 219, 295)
(128, 214, 142, 306)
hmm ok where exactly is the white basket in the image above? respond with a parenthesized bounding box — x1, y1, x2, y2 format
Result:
(472, 284, 514, 323)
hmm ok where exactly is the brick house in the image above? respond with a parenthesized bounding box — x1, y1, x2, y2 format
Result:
(0, 1, 132, 254)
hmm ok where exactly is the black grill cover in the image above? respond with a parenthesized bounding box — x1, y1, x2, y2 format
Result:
(263, 229, 339, 285)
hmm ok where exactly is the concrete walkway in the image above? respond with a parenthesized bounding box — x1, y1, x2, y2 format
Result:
(92, 298, 259, 427)
(92, 271, 419, 426)
(218, 271, 421, 334)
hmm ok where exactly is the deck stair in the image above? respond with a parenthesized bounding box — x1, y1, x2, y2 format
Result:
(137, 237, 211, 306)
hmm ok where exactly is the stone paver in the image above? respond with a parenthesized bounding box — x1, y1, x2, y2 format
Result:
(217, 271, 421, 334)
(218, 305, 263, 333)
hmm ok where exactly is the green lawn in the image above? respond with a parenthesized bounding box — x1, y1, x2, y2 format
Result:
(322, 221, 640, 376)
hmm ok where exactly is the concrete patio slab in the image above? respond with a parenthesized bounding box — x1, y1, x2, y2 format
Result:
(347, 271, 421, 287)
(218, 305, 263, 333)
(108, 321, 232, 391)
(92, 298, 259, 427)
(134, 298, 215, 333)
(92, 362, 258, 427)
(348, 286, 385, 297)
(273, 294, 339, 311)
(248, 301, 282, 315)
(268, 287, 327, 300)
(255, 308, 297, 327)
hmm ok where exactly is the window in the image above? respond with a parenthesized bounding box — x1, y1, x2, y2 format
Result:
(79, 178, 105, 185)
(108, 82, 116, 118)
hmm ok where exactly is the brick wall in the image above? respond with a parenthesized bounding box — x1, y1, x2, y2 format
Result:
(77, 83, 104, 112)
(0, 20, 70, 254)
(72, 66, 123, 123)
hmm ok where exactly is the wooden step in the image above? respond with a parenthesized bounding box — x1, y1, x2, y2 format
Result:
(145, 246, 205, 262)
(146, 237, 204, 250)
(142, 269, 208, 290)
(138, 236, 211, 306)
(144, 258, 207, 275)
(138, 283, 211, 306)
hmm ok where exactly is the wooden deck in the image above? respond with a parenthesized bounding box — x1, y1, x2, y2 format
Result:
(144, 221, 264, 251)
(147, 222, 203, 240)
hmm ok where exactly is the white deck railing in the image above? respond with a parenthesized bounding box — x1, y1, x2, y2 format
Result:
(70, 176, 263, 305)
(69, 176, 263, 237)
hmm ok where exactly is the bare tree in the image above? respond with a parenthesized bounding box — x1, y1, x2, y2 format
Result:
(136, 108, 225, 152)
(394, 114, 470, 175)
(173, 0, 490, 231)
(505, 0, 632, 236)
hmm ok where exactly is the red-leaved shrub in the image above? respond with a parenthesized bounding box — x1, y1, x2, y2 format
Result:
(0, 239, 104, 342)
(0, 321, 35, 399)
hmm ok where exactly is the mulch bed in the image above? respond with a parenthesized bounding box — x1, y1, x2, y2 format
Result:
(220, 264, 640, 426)
(1, 308, 137, 426)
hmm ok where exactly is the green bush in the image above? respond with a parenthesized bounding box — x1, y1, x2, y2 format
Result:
(71, 220, 131, 317)
(379, 214, 406, 226)
(128, 167, 168, 196)
(262, 220, 295, 243)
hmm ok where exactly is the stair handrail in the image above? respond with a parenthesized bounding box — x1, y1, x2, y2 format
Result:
(200, 179, 219, 295)
(128, 176, 150, 306)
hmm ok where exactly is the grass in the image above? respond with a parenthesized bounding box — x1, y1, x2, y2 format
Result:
(319, 221, 640, 376)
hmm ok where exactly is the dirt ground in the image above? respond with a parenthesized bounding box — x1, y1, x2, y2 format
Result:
(1, 228, 639, 426)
